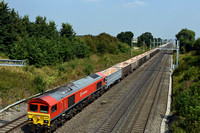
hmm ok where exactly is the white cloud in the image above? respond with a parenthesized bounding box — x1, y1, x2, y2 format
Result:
(123, 0, 148, 8)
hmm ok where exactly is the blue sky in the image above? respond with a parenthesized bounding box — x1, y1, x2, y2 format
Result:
(4, 0, 200, 39)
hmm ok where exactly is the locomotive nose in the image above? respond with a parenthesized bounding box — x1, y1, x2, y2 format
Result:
(28, 112, 50, 126)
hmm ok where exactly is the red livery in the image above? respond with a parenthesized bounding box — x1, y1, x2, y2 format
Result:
(28, 72, 105, 131)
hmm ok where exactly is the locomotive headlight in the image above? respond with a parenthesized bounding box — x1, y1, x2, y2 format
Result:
(28, 118, 33, 121)
(44, 120, 49, 123)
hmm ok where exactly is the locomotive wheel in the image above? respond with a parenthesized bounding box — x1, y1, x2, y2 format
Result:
(60, 117, 65, 126)
(46, 128, 52, 133)
(29, 124, 36, 133)
(73, 108, 77, 115)
(67, 110, 74, 119)
(52, 120, 58, 130)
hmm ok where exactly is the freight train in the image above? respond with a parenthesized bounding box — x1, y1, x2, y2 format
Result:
(27, 45, 164, 132)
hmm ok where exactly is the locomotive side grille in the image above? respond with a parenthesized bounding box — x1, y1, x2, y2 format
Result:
(68, 94, 75, 108)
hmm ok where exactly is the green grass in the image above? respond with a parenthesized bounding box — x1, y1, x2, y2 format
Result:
(0, 52, 9, 59)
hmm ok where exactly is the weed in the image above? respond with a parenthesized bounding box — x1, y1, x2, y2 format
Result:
(34, 75, 46, 93)
(70, 62, 75, 69)
(58, 65, 66, 73)
(84, 64, 93, 75)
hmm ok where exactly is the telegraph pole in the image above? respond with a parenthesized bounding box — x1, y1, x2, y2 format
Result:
(176, 40, 179, 68)
(157, 40, 158, 47)
(131, 38, 133, 57)
(150, 40, 151, 49)
(143, 41, 145, 52)
(160, 39, 162, 46)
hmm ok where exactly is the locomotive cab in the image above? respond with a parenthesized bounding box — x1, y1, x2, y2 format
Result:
(28, 103, 51, 126)
(27, 95, 57, 127)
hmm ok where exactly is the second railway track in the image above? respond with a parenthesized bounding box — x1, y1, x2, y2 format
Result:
(0, 114, 27, 133)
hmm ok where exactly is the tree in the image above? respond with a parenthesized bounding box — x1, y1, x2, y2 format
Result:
(117, 42, 130, 53)
(33, 16, 49, 38)
(97, 33, 118, 54)
(117, 31, 134, 46)
(194, 38, 200, 54)
(81, 35, 98, 53)
(59, 23, 75, 38)
(176, 28, 195, 52)
(0, 1, 19, 53)
(137, 32, 153, 48)
(47, 21, 59, 39)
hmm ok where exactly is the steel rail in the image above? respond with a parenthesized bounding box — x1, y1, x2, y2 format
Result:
(0, 114, 27, 133)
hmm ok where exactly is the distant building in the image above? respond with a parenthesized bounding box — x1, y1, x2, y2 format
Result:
(132, 38, 138, 43)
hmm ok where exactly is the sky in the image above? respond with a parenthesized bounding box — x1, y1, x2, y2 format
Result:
(4, 0, 200, 39)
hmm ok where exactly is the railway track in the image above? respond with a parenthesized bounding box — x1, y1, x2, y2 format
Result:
(129, 51, 169, 133)
(95, 47, 171, 133)
(0, 114, 28, 133)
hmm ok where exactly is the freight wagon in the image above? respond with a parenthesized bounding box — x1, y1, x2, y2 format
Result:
(101, 67, 122, 89)
(125, 57, 139, 71)
(112, 62, 132, 78)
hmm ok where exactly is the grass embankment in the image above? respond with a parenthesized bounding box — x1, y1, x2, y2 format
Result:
(169, 51, 200, 132)
(0, 49, 144, 108)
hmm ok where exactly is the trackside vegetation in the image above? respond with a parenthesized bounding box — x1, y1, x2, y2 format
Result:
(169, 29, 200, 132)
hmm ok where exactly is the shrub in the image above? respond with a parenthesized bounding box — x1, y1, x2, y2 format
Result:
(84, 64, 93, 75)
(70, 62, 76, 69)
(117, 42, 130, 53)
(34, 75, 46, 93)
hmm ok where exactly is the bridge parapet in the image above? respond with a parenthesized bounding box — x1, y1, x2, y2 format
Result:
(0, 59, 26, 67)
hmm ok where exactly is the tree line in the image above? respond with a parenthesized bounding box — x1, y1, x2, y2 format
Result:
(0, 1, 131, 67)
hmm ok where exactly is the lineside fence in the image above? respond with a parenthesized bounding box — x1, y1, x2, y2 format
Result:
(0, 59, 26, 67)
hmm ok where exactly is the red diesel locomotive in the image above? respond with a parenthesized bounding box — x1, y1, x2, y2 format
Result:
(27, 72, 105, 131)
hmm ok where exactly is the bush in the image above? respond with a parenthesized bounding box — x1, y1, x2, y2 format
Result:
(117, 42, 130, 53)
(58, 65, 66, 73)
(34, 75, 46, 93)
(84, 64, 93, 75)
